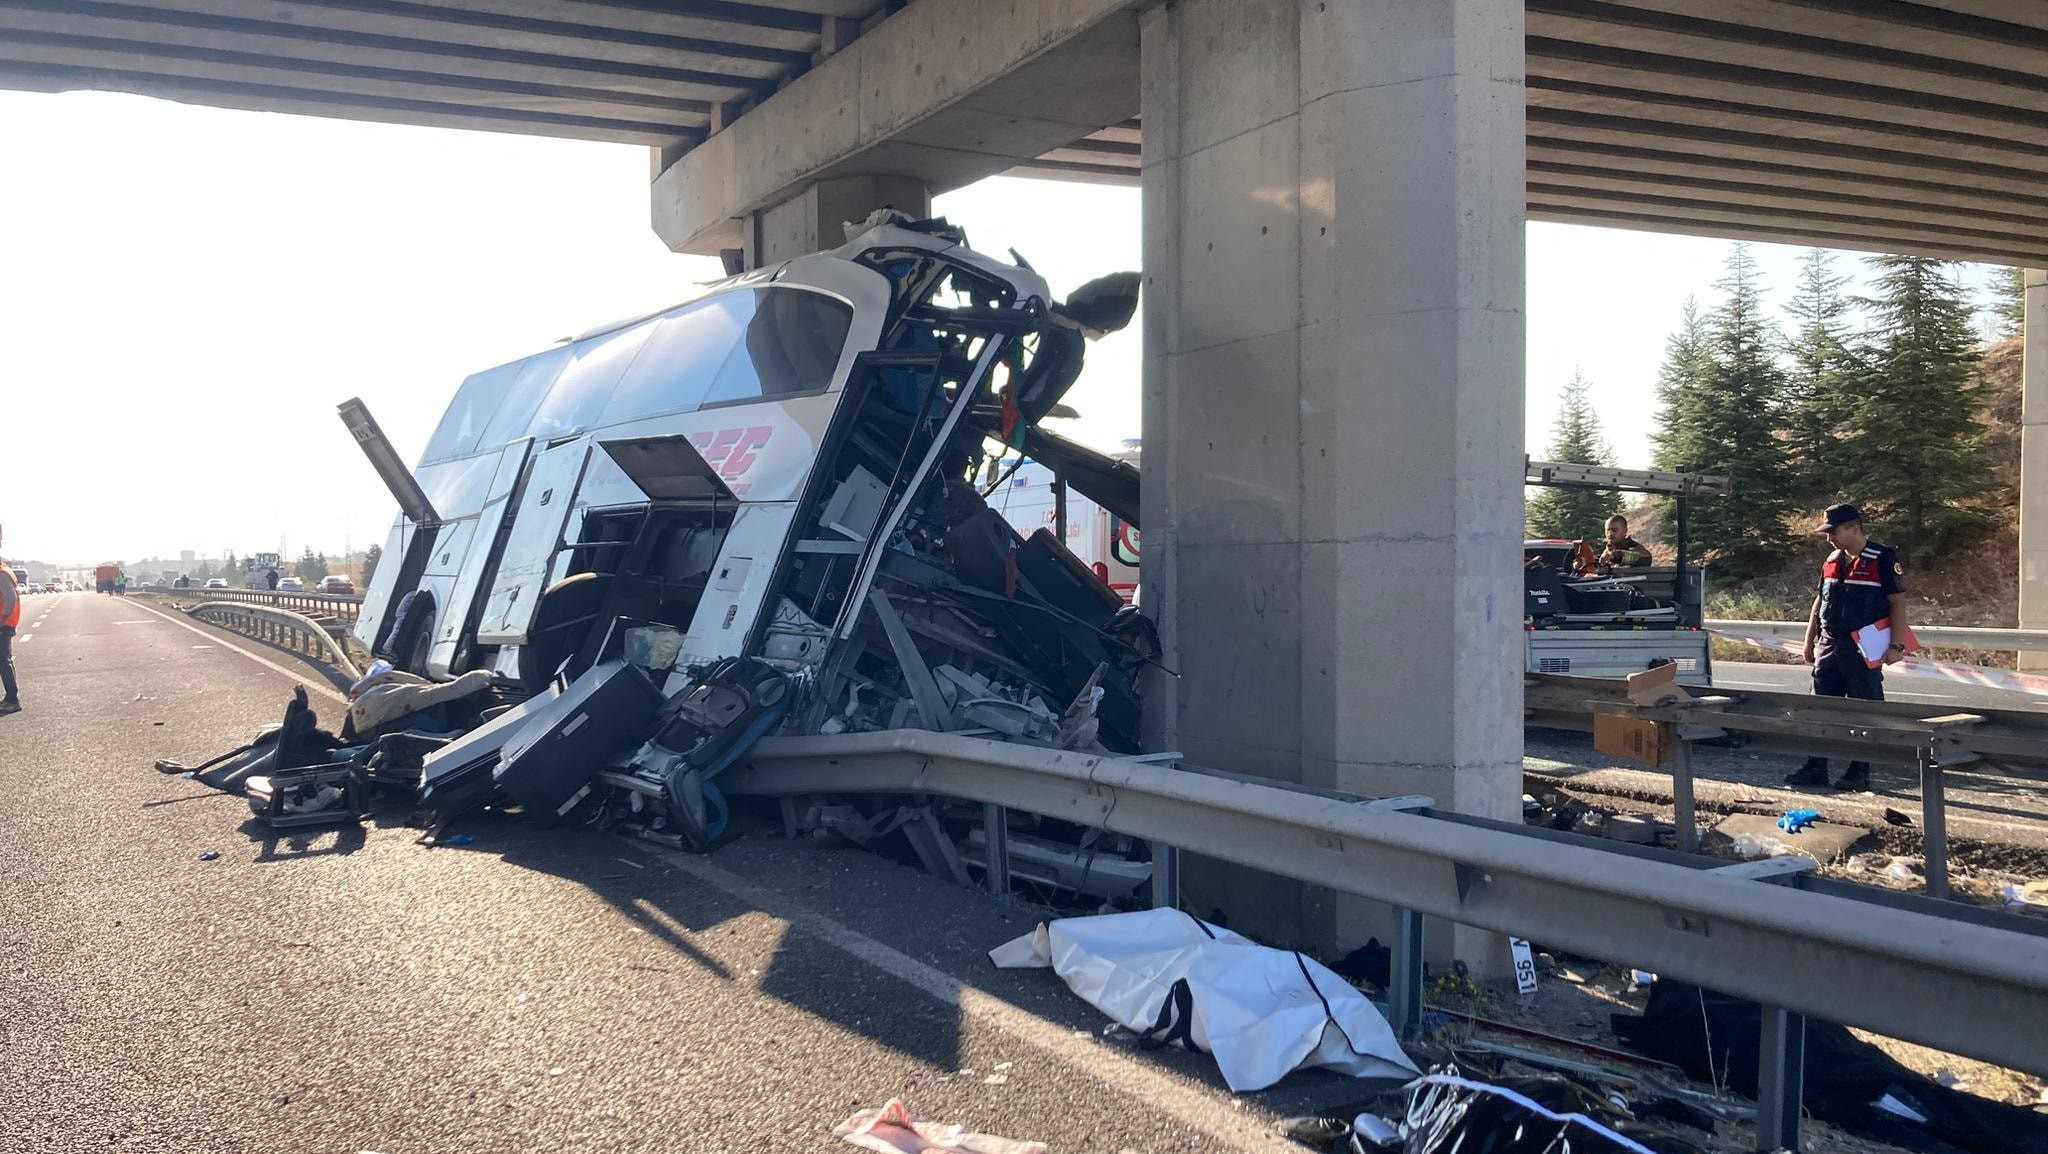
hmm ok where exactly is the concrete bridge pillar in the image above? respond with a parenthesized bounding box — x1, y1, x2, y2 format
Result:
(2021, 269, 2048, 670)
(1139, 0, 1526, 961)
(743, 175, 931, 268)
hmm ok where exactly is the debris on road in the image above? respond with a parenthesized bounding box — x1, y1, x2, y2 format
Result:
(1776, 808, 1819, 834)
(833, 1098, 1045, 1154)
(1401, 1070, 1688, 1154)
(989, 908, 1417, 1091)
(1613, 979, 2048, 1154)
(197, 851, 220, 861)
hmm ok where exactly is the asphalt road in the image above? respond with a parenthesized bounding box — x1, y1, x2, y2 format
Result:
(1715, 659, 2048, 713)
(0, 591, 1369, 1154)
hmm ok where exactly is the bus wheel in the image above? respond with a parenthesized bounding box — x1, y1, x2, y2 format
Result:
(389, 591, 438, 676)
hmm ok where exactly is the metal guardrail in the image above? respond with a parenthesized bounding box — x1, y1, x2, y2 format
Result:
(724, 730, 2048, 1080)
(149, 585, 365, 624)
(1708, 617, 2048, 652)
(1526, 672, 2048, 899)
(138, 591, 363, 681)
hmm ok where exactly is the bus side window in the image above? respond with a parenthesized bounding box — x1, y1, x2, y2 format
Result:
(478, 344, 571, 449)
(528, 321, 657, 440)
(598, 294, 740, 426)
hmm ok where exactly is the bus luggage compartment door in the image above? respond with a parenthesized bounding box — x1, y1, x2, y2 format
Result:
(476, 440, 591, 647)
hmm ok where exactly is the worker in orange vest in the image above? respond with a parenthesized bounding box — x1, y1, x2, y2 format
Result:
(0, 560, 20, 713)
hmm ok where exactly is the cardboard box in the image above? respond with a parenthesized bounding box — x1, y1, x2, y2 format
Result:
(1626, 661, 1684, 707)
(1595, 712, 1674, 767)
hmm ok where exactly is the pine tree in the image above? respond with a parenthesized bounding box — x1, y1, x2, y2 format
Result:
(295, 548, 329, 582)
(1992, 265, 2026, 341)
(1842, 255, 1994, 563)
(361, 543, 383, 587)
(1649, 245, 1797, 576)
(1527, 372, 1623, 539)
(1650, 297, 1711, 476)
(1781, 248, 1860, 503)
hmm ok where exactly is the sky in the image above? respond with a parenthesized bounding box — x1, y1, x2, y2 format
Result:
(0, 90, 2015, 566)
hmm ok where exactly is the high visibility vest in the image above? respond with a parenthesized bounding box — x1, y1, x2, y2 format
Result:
(1, 570, 19, 629)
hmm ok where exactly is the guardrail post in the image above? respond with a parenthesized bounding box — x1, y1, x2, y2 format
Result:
(1920, 748, 1950, 900)
(983, 802, 1010, 898)
(1756, 1005, 1806, 1153)
(1389, 907, 1426, 1041)
(1151, 843, 1179, 910)
(1671, 737, 1699, 853)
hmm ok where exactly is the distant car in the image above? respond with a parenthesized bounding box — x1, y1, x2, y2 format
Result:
(319, 575, 356, 596)
(277, 576, 305, 592)
(25, 583, 43, 594)
(204, 577, 229, 589)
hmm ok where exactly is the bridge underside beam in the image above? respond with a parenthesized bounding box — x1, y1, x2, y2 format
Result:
(649, 0, 1140, 255)
(1028, 0, 2048, 266)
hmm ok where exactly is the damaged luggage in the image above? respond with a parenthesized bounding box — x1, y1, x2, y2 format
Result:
(494, 659, 664, 825)
(245, 760, 368, 828)
(418, 680, 563, 819)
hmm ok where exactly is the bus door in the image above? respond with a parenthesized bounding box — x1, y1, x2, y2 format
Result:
(475, 440, 592, 647)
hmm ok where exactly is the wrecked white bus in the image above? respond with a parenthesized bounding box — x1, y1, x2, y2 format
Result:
(340, 215, 1157, 898)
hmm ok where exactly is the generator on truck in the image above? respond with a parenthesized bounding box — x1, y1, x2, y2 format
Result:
(1523, 460, 1728, 685)
(341, 213, 1156, 899)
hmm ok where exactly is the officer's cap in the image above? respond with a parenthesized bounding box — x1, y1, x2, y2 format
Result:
(1819, 503, 1863, 532)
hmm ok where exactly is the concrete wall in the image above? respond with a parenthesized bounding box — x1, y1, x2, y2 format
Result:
(1141, 0, 1526, 962)
(746, 175, 931, 266)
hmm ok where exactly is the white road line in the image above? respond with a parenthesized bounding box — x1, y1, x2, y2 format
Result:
(113, 620, 158, 626)
(116, 597, 347, 704)
(653, 848, 1305, 1154)
(15, 634, 28, 643)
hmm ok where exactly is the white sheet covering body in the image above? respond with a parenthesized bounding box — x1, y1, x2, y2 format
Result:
(990, 908, 1418, 1091)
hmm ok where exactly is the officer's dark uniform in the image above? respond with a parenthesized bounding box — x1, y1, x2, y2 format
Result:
(1790, 534, 1904, 786)
(1600, 536, 1651, 568)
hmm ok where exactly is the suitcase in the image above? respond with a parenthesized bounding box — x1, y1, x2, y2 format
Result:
(495, 660, 664, 825)
(418, 682, 562, 818)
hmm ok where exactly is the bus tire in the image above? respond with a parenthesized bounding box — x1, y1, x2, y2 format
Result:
(388, 591, 437, 676)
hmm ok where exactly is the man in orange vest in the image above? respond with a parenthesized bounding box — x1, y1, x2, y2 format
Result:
(0, 560, 20, 713)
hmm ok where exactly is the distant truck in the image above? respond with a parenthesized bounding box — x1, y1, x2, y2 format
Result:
(95, 563, 123, 595)
(243, 552, 283, 589)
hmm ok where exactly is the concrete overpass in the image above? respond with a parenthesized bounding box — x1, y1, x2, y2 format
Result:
(13, 0, 2048, 948)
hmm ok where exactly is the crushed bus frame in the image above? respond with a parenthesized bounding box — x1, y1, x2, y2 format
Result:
(340, 213, 1158, 899)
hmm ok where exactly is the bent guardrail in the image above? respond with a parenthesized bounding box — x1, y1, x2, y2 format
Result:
(137, 591, 363, 681)
(722, 728, 2048, 1082)
(148, 585, 364, 624)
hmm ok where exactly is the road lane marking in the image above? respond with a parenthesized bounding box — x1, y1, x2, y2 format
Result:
(15, 634, 28, 643)
(113, 620, 158, 625)
(654, 848, 1306, 1154)
(116, 597, 347, 704)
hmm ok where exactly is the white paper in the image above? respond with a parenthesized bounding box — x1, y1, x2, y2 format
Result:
(1854, 622, 1892, 664)
(1874, 1091, 1929, 1125)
